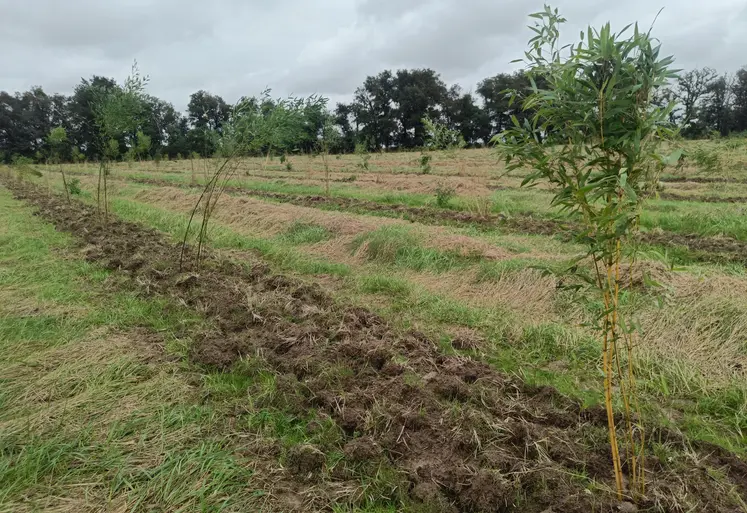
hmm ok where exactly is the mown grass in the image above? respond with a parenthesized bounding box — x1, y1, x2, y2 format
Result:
(49, 182, 747, 454)
(0, 187, 411, 511)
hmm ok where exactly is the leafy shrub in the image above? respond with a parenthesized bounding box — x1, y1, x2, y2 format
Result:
(434, 183, 456, 207)
(285, 160, 293, 171)
(68, 178, 82, 196)
(355, 143, 370, 170)
(419, 153, 432, 174)
(423, 116, 466, 152)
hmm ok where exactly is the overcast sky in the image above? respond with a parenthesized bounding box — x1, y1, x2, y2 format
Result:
(1, 0, 746, 112)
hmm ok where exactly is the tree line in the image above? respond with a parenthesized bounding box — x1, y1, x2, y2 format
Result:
(2, 64, 747, 164)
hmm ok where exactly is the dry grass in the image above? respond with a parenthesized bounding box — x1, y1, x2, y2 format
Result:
(637, 274, 747, 383)
(410, 268, 557, 323)
(134, 186, 522, 261)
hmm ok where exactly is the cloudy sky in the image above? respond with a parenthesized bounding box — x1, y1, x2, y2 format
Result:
(1, 0, 746, 111)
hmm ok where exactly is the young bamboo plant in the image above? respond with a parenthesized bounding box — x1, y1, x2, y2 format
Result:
(498, 5, 681, 501)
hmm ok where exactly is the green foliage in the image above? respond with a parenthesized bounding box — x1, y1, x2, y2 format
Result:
(499, 8, 680, 248)
(418, 153, 432, 174)
(498, 5, 681, 498)
(135, 130, 152, 160)
(687, 145, 721, 173)
(422, 116, 466, 151)
(355, 143, 371, 170)
(11, 155, 34, 167)
(47, 127, 68, 164)
(71, 146, 85, 164)
(67, 178, 82, 196)
(279, 222, 332, 245)
(231, 90, 329, 158)
(434, 183, 456, 207)
(94, 62, 150, 159)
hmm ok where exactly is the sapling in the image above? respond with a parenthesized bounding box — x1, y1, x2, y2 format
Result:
(93, 62, 149, 222)
(318, 113, 340, 197)
(498, 5, 680, 500)
(419, 153, 432, 174)
(47, 127, 70, 202)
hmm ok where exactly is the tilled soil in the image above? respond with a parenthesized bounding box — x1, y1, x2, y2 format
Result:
(660, 176, 747, 184)
(7, 177, 747, 512)
(658, 191, 747, 203)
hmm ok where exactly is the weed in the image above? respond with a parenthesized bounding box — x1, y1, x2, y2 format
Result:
(466, 196, 493, 218)
(356, 144, 371, 171)
(358, 275, 411, 297)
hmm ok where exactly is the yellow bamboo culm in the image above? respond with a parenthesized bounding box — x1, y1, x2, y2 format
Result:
(601, 238, 646, 501)
(603, 256, 624, 499)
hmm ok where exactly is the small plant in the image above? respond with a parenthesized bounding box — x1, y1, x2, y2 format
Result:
(423, 116, 466, 156)
(47, 127, 70, 202)
(279, 154, 287, 164)
(10, 155, 40, 179)
(688, 145, 721, 173)
(419, 153, 432, 174)
(285, 160, 293, 171)
(355, 143, 370, 170)
(67, 178, 82, 196)
(467, 196, 493, 218)
(434, 183, 456, 207)
(71, 147, 85, 165)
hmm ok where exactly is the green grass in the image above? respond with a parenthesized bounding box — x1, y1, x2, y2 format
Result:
(278, 221, 333, 244)
(351, 225, 478, 272)
(0, 186, 426, 511)
(110, 197, 351, 277)
(26, 176, 747, 455)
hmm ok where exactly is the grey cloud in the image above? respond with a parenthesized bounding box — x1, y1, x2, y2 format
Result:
(1, 0, 746, 113)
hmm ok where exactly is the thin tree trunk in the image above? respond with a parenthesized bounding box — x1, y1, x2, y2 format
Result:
(60, 167, 70, 203)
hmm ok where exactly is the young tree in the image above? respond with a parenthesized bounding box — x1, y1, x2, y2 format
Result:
(422, 116, 466, 151)
(93, 63, 149, 220)
(498, 6, 680, 500)
(47, 126, 70, 202)
(134, 130, 152, 161)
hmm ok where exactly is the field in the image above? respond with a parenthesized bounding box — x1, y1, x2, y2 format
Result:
(2, 140, 747, 512)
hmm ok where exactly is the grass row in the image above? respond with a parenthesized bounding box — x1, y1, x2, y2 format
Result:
(52, 181, 747, 455)
(52, 163, 747, 246)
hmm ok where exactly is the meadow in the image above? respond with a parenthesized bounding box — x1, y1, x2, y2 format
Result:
(2, 139, 747, 512)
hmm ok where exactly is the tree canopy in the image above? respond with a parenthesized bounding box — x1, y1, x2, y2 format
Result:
(2, 61, 747, 164)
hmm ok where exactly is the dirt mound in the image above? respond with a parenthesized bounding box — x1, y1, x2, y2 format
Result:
(7, 178, 746, 512)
